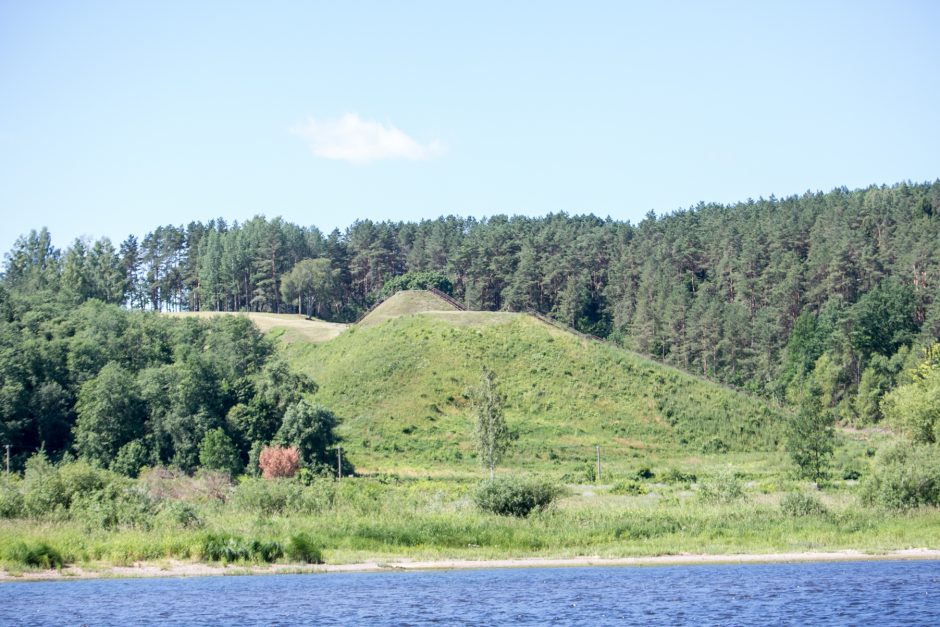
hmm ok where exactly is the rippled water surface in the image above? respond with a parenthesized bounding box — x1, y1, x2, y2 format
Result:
(2, 559, 939, 625)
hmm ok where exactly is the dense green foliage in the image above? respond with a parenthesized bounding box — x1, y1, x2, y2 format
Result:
(881, 344, 940, 443)
(380, 271, 454, 297)
(275, 399, 343, 473)
(786, 388, 835, 484)
(861, 443, 940, 509)
(0, 289, 336, 473)
(473, 476, 562, 517)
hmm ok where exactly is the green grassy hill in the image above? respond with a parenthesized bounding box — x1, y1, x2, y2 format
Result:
(285, 300, 787, 475)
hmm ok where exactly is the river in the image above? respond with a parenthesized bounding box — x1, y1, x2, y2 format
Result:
(2, 559, 939, 625)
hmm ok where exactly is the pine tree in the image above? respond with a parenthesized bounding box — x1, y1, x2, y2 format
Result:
(786, 386, 835, 486)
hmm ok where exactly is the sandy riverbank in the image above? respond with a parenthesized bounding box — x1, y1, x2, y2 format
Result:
(3, 548, 940, 582)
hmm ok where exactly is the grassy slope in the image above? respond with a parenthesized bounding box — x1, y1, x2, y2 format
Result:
(168, 311, 348, 343)
(286, 310, 786, 475)
(358, 290, 458, 327)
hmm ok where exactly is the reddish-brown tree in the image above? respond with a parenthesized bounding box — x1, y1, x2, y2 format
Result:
(259, 445, 300, 479)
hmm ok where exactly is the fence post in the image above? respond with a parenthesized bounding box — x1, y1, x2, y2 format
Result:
(596, 445, 600, 483)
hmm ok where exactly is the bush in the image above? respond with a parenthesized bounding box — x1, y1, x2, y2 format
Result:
(259, 446, 300, 479)
(610, 480, 648, 496)
(842, 468, 862, 481)
(633, 467, 655, 481)
(561, 462, 596, 484)
(69, 481, 153, 529)
(701, 437, 728, 454)
(200, 533, 283, 563)
(111, 440, 151, 477)
(780, 492, 828, 517)
(0, 475, 24, 518)
(286, 533, 324, 564)
(4, 541, 64, 569)
(661, 468, 697, 485)
(230, 476, 334, 515)
(21, 456, 116, 519)
(861, 443, 940, 509)
(21, 453, 71, 518)
(156, 501, 204, 529)
(697, 468, 745, 504)
(231, 477, 303, 514)
(473, 476, 561, 517)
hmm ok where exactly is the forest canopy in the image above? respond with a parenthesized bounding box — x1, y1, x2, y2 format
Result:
(2, 180, 939, 470)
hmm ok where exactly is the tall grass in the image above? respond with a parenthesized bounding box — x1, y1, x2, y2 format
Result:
(2, 471, 938, 571)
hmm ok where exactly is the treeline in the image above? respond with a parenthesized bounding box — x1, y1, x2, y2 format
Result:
(4, 180, 940, 420)
(0, 291, 342, 472)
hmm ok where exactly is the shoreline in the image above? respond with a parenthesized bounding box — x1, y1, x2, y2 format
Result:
(3, 548, 940, 582)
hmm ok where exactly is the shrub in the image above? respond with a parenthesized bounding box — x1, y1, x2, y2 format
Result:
(561, 462, 597, 484)
(286, 533, 324, 564)
(111, 440, 151, 477)
(861, 443, 940, 509)
(701, 437, 728, 454)
(157, 501, 204, 529)
(191, 470, 234, 503)
(0, 474, 24, 518)
(697, 468, 745, 504)
(473, 476, 561, 517)
(138, 466, 188, 501)
(21, 457, 117, 519)
(780, 492, 828, 517)
(842, 468, 862, 481)
(633, 467, 655, 481)
(610, 480, 648, 496)
(661, 468, 697, 485)
(69, 481, 153, 529)
(259, 446, 300, 479)
(231, 477, 302, 514)
(199, 533, 282, 563)
(231, 476, 334, 515)
(4, 541, 64, 569)
(21, 452, 70, 517)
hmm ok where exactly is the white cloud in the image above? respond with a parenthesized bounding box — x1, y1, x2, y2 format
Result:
(291, 113, 444, 164)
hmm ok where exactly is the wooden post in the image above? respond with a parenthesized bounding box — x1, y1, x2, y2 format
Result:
(337, 447, 342, 479)
(5, 445, 9, 474)
(595, 445, 600, 483)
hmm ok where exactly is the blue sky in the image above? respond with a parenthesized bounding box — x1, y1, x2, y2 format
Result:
(1, 1, 938, 253)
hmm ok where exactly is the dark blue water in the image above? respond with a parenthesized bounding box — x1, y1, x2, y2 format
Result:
(2, 560, 939, 625)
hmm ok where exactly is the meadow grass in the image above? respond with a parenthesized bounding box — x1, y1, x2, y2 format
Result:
(3, 468, 938, 572)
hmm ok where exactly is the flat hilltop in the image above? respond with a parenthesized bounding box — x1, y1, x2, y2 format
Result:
(357, 289, 460, 327)
(168, 311, 348, 343)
